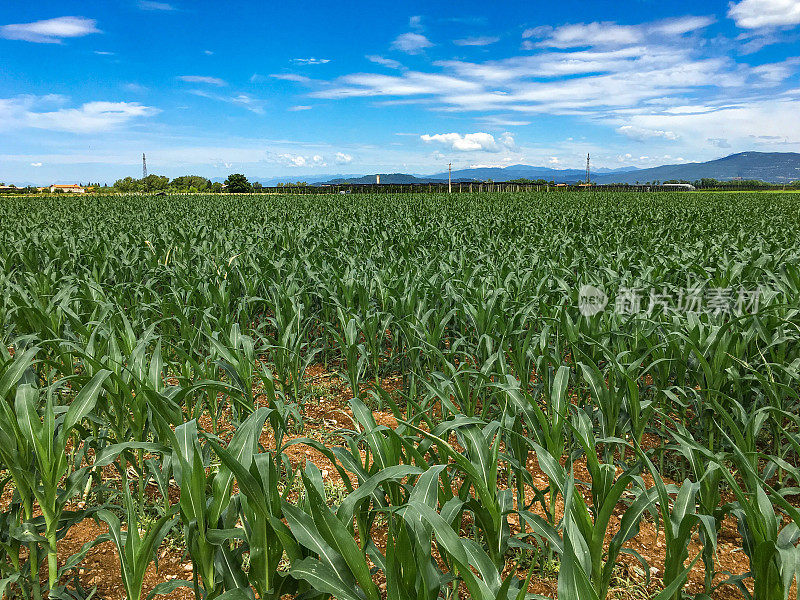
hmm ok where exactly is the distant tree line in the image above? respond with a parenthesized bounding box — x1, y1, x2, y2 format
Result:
(5, 174, 800, 195)
(109, 173, 267, 193)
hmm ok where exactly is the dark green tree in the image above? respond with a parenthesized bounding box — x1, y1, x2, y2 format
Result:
(172, 175, 211, 191)
(141, 174, 170, 192)
(224, 173, 252, 193)
(113, 177, 140, 192)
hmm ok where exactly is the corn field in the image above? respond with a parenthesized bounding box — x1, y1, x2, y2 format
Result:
(1, 191, 800, 600)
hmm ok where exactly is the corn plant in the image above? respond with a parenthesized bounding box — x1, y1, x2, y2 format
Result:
(0, 346, 110, 596)
(95, 478, 178, 600)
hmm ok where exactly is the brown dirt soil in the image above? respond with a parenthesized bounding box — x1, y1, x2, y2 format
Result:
(7, 362, 762, 599)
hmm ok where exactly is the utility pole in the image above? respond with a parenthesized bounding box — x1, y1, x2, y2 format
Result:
(585, 153, 590, 185)
(448, 162, 452, 193)
(142, 153, 147, 179)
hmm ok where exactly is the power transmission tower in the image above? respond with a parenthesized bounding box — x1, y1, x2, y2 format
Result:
(448, 162, 452, 193)
(585, 153, 590, 185)
(142, 153, 147, 179)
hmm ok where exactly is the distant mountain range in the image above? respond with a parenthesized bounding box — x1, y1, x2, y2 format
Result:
(310, 152, 800, 186)
(11, 151, 797, 188)
(593, 152, 800, 184)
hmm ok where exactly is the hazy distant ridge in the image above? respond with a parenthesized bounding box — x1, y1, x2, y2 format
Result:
(311, 152, 800, 185)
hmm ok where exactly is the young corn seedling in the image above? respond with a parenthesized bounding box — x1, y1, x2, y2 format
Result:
(95, 477, 178, 600)
(638, 446, 717, 600)
(0, 347, 111, 597)
(524, 410, 657, 600)
(163, 408, 271, 599)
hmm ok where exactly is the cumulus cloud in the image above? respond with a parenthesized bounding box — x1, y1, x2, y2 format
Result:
(0, 96, 158, 133)
(728, 0, 800, 29)
(335, 152, 353, 164)
(178, 75, 227, 86)
(30, 162, 42, 167)
(278, 153, 307, 167)
(420, 132, 515, 152)
(391, 32, 433, 54)
(276, 153, 331, 167)
(617, 125, 679, 141)
(0, 16, 100, 43)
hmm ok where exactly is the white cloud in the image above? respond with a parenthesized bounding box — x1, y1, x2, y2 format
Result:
(178, 75, 227, 86)
(275, 153, 332, 167)
(30, 162, 42, 167)
(420, 132, 512, 152)
(188, 89, 265, 114)
(366, 55, 404, 69)
(409, 15, 423, 30)
(122, 83, 148, 93)
(315, 47, 741, 116)
(751, 58, 800, 83)
(138, 1, 176, 10)
(0, 16, 100, 44)
(648, 16, 716, 35)
(453, 36, 500, 46)
(204, 50, 214, 55)
(391, 32, 433, 54)
(335, 152, 353, 164)
(498, 131, 516, 148)
(617, 125, 679, 141)
(618, 96, 800, 150)
(269, 73, 312, 83)
(0, 96, 158, 133)
(278, 153, 307, 167)
(728, 0, 800, 28)
(229, 94, 265, 114)
(94, 50, 114, 55)
(532, 22, 644, 48)
(524, 17, 714, 49)
(707, 137, 732, 148)
(522, 26, 552, 39)
(289, 105, 312, 111)
(479, 116, 531, 127)
(292, 58, 330, 65)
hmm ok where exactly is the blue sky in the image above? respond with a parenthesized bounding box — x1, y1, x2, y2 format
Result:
(2, 0, 800, 184)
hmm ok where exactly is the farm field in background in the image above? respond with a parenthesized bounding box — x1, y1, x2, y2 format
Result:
(2, 191, 800, 600)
